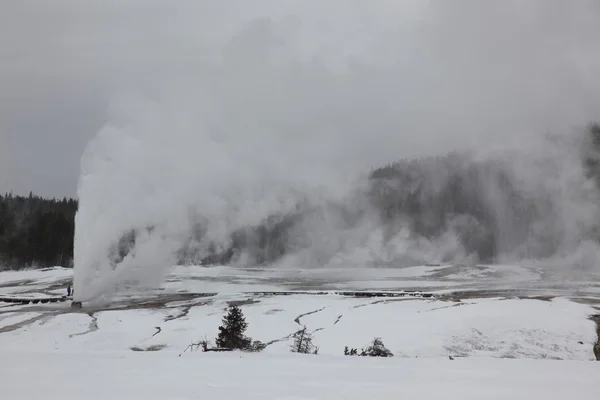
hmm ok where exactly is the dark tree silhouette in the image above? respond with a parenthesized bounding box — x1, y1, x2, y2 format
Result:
(0, 193, 77, 269)
(215, 306, 252, 350)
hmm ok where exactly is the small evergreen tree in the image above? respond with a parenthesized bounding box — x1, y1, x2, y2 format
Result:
(344, 346, 359, 356)
(290, 326, 318, 354)
(362, 337, 393, 357)
(215, 306, 252, 350)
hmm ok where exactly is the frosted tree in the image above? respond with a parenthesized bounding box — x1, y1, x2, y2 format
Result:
(361, 337, 393, 357)
(290, 326, 318, 354)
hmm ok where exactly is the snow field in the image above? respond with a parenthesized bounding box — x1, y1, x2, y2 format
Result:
(0, 352, 598, 400)
(0, 294, 596, 361)
(0, 266, 599, 399)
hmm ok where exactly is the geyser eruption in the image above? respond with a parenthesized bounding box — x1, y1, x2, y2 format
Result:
(73, 0, 600, 302)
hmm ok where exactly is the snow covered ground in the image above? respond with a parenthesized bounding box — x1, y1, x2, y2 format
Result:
(2, 352, 599, 400)
(0, 264, 599, 398)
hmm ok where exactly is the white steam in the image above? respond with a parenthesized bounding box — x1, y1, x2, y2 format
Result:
(73, 1, 600, 301)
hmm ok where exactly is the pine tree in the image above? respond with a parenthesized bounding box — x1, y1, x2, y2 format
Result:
(215, 306, 252, 350)
(362, 337, 393, 357)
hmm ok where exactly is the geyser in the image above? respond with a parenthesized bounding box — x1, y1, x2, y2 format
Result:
(73, 0, 600, 302)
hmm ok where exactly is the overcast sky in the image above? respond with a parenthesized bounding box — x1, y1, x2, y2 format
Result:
(1, 0, 600, 198)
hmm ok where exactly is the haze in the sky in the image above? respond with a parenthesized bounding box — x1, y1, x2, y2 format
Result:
(1, 0, 600, 197)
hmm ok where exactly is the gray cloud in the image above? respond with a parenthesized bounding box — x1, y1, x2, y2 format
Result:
(1, 0, 600, 197)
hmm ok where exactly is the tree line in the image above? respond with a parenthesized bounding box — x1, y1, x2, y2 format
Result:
(0, 193, 77, 270)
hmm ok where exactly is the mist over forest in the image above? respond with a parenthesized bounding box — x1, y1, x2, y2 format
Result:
(3, 123, 599, 272)
(176, 122, 600, 271)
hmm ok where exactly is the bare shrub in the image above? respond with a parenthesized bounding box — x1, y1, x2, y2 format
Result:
(291, 326, 318, 354)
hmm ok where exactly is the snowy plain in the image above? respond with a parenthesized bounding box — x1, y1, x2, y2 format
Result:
(2, 352, 599, 400)
(0, 264, 599, 399)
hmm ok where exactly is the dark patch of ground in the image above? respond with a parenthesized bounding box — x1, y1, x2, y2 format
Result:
(0, 296, 68, 306)
(294, 307, 326, 325)
(418, 302, 470, 313)
(351, 297, 421, 310)
(227, 298, 260, 308)
(516, 295, 554, 302)
(131, 344, 167, 352)
(438, 290, 557, 301)
(0, 313, 53, 334)
(570, 297, 600, 307)
(0, 279, 35, 289)
(264, 308, 284, 315)
(79, 293, 216, 314)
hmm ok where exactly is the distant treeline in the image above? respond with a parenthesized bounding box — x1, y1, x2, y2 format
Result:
(0, 193, 77, 270)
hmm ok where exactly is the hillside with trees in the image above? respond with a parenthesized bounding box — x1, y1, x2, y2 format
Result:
(193, 122, 600, 267)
